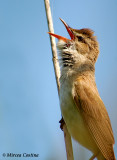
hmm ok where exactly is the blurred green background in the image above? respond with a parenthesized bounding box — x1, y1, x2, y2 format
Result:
(0, 0, 117, 159)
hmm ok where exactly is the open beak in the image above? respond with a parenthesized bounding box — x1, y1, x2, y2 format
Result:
(48, 18, 75, 42)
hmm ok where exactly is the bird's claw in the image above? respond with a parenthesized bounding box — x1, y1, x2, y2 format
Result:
(59, 117, 65, 130)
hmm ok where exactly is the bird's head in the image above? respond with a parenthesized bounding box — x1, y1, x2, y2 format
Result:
(48, 18, 99, 68)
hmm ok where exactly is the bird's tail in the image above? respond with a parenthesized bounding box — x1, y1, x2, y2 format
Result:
(97, 153, 116, 160)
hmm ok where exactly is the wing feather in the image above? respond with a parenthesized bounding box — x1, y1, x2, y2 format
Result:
(73, 79, 115, 160)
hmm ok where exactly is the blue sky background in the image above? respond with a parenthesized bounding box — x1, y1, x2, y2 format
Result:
(0, 0, 117, 160)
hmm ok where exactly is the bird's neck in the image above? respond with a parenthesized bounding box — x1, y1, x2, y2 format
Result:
(57, 40, 95, 82)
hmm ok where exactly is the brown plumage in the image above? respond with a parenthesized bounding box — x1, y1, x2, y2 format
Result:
(48, 18, 116, 160)
(73, 28, 94, 38)
(74, 74, 115, 160)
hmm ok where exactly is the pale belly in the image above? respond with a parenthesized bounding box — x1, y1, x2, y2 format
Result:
(60, 82, 98, 154)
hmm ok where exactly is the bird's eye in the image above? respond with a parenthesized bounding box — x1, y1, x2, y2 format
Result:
(77, 36, 84, 42)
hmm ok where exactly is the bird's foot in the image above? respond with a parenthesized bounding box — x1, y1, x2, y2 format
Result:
(59, 117, 65, 130)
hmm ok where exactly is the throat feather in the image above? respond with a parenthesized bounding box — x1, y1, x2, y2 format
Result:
(62, 52, 75, 67)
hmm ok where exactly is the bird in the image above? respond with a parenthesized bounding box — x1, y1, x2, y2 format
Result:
(48, 18, 116, 160)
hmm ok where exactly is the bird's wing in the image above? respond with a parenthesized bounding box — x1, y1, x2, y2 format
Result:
(73, 79, 115, 160)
